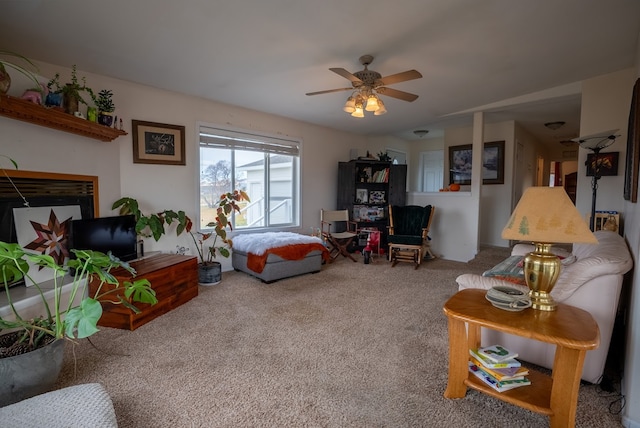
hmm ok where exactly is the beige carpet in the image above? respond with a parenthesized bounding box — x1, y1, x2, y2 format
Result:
(55, 248, 623, 427)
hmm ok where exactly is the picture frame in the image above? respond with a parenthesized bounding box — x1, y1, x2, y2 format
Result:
(356, 188, 368, 203)
(369, 190, 386, 204)
(624, 77, 640, 202)
(449, 140, 505, 185)
(586, 152, 619, 176)
(132, 120, 186, 165)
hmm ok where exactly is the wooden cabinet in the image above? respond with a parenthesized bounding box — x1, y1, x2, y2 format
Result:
(89, 254, 198, 330)
(337, 160, 407, 250)
(0, 94, 127, 142)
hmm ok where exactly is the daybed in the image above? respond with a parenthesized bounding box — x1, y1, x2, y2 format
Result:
(232, 232, 329, 283)
(456, 230, 632, 384)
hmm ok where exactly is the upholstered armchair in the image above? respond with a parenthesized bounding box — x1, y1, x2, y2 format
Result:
(387, 204, 434, 268)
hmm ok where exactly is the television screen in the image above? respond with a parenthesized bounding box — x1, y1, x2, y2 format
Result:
(69, 215, 138, 262)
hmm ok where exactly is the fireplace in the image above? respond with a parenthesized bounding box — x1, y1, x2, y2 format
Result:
(0, 170, 98, 288)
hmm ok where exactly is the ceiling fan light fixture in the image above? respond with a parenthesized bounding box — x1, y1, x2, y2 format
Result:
(365, 94, 379, 112)
(374, 99, 387, 115)
(343, 96, 356, 113)
(351, 102, 365, 118)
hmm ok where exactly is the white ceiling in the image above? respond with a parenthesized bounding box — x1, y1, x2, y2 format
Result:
(1, 0, 639, 146)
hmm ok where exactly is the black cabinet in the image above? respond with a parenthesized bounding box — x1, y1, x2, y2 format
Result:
(337, 160, 407, 250)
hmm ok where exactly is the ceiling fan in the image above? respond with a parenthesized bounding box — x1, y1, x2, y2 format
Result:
(306, 55, 422, 116)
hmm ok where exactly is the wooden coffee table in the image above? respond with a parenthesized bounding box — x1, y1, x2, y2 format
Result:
(443, 289, 599, 428)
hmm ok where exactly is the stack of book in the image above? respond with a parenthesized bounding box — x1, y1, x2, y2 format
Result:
(468, 345, 531, 392)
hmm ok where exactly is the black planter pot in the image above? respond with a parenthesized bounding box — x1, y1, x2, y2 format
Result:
(98, 112, 114, 127)
(0, 337, 65, 406)
(198, 261, 222, 285)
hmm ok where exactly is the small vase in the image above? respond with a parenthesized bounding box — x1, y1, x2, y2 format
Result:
(198, 261, 222, 285)
(45, 92, 63, 108)
(63, 91, 79, 114)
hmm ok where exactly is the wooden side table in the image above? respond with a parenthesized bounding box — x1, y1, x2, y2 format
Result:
(443, 289, 599, 428)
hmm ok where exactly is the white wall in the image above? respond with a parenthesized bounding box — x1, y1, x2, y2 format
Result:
(573, 67, 638, 428)
(577, 69, 636, 222)
(1, 61, 366, 271)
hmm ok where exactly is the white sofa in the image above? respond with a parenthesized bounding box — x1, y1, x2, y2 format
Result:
(456, 230, 632, 384)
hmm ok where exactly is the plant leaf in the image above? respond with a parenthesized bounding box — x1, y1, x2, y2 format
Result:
(65, 298, 102, 339)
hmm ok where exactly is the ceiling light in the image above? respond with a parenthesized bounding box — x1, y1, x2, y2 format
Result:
(544, 121, 566, 131)
(351, 101, 365, 118)
(374, 99, 387, 115)
(345, 88, 387, 117)
(365, 94, 379, 112)
(413, 130, 429, 138)
(343, 96, 356, 113)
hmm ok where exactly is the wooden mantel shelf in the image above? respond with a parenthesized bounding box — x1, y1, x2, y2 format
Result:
(0, 94, 127, 142)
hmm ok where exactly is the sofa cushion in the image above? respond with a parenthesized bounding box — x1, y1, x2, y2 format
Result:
(0, 383, 117, 428)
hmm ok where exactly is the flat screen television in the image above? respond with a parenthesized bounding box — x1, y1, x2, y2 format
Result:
(69, 215, 138, 262)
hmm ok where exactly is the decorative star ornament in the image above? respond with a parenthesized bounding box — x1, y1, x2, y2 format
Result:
(24, 209, 73, 267)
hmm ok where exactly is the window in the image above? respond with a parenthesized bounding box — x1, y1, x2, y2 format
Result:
(199, 124, 300, 231)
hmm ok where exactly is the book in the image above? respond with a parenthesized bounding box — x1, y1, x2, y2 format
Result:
(477, 344, 519, 363)
(469, 349, 521, 369)
(468, 362, 531, 392)
(469, 355, 529, 381)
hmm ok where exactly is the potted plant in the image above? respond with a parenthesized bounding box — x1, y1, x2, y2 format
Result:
(0, 243, 157, 406)
(189, 190, 250, 285)
(46, 65, 95, 114)
(0, 51, 41, 96)
(111, 197, 193, 242)
(94, 89, 115, 127)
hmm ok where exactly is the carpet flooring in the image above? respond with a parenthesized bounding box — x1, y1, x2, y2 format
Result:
(54, 248, 624, 427)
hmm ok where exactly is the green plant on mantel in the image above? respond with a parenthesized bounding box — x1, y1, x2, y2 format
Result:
(112, 197, 193, 242)
(47, 64, 95, 109)
(189, 190, 250, 263)
(94, 89, 115, 113)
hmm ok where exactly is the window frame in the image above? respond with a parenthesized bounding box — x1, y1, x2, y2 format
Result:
(197, 122, 301, 234)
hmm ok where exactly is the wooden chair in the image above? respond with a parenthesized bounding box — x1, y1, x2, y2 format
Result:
(320, 209, 358, 262)
(387, 205, 435, 269)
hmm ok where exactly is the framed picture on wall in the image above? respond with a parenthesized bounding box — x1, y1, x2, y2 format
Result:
(132, 120, 186, 165)
(449, 141, 505, 185)
(624, 77, 640, 202)
(586, 152, 619, 176)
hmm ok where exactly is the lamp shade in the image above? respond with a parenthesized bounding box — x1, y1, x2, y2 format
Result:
(502, 187, 597, 244)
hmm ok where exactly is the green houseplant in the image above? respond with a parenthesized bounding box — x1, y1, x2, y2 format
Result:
(94, 89, 115, 127)
(189, 190, 250, 285)
(111, 197, 193, 242)
(0, 243, 157, 405)
(47, 65, 95, 114)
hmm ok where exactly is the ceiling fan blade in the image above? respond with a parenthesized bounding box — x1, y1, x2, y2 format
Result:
(330, 68, 362, 83)
(379, 69, 422, 86)
(377, 87, 419, 102)
(305, 87, 353, 96)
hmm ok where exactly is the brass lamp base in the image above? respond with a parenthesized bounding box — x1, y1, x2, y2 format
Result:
(523, 243, 561, 311)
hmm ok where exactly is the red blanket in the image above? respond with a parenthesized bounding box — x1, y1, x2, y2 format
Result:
(246, 243, 329, 273)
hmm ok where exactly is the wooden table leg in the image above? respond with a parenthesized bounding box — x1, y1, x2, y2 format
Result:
(444, 317, 469, 398)
(549, 346, 586, 428)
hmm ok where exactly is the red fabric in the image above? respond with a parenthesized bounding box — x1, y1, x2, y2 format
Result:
(246, 243, 330, 273)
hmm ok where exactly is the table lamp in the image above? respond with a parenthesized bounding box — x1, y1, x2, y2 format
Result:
(501, 187, 597, 311)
